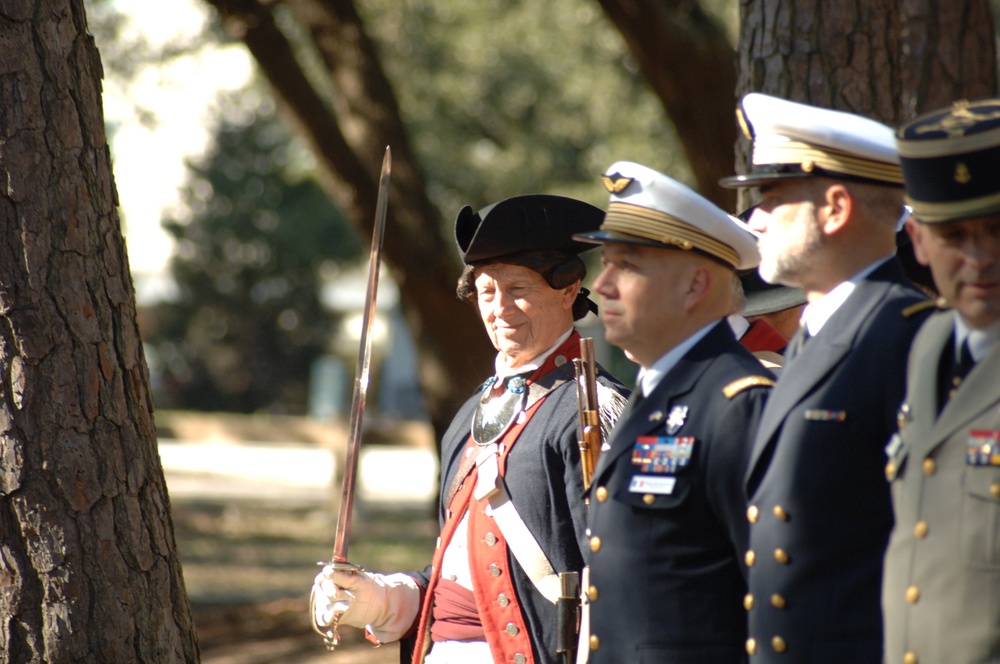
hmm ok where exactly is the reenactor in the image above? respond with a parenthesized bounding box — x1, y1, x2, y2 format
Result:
(311, 195, 629, 664)
(720, 93, 932, 662)
(883, 99, 1000, 664)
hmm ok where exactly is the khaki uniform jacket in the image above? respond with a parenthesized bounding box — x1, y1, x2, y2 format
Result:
(884, 311, 1000, 664)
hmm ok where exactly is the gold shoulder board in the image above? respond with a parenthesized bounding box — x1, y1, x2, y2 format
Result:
(723, 376, 776, 399)
(901, 299, 941, 318)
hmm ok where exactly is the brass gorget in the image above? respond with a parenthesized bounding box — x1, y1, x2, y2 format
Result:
(471, 375, 528, 446)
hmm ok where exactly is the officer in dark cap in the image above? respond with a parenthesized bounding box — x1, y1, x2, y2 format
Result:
(576, 161, 775, 663)
(720, 93, 933, 663)
(312, 194, 629, 664)
(883, 99, 1000, 664)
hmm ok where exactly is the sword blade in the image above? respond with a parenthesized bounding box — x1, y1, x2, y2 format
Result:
(332, 146, 391, 564)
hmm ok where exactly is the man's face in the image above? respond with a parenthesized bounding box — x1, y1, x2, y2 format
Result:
(749, 180, 825, 287)
(592, 243, 695, 368)
(908, 215, 1000, 329)
(475, 263, 576, 368)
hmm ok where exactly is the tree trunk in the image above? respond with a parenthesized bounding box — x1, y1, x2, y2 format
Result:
(0, 1, 199, 661)
(205, 0, 495, 443)
(735, 0, 997, 204)
(597, 0, 739, 212)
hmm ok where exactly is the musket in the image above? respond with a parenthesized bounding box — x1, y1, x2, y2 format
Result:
(318, 146, 391, 649)
(573, 337, 602, 493)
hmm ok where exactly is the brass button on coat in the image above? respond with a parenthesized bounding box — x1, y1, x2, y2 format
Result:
(589, 536, 601, 552)
(745, 550, 756, 567)
(923, 458, 936, 476)
(991, 483, 1000, 498)
(744, 593, 754, 611)
(885, 462, 896, 480)
(746, 638, 757, 655)
(489, 563, 501, 577)
(914, 521, 928, 539)
(485, 532, 497, 546)
(505, 622, 518, 636)
(773, 505, 789, 521)
(590, 635, 600, 651)
(774, 548, 790, 564)
(588, 586, 599, 602)
(643, 493, 656, 505)
(771, 594, 786, 609)
(772, 636, 787, 652)
(906, 585, 920, 604)
(747, 505, 759, 523)
(904, 652, 917, 664)
(595, 486, 608, 502)
(498, 593, 510, 607)
(514, 655, 526, 664)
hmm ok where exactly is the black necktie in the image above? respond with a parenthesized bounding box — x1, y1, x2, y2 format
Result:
(938, 338, 974, 412)
(786, 325, 810, 363)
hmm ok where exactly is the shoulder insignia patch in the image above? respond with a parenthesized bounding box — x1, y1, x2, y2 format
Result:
(723, 375, 776, 399)
(901, 299, 943, 318)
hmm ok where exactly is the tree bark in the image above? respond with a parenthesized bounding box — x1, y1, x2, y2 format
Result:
(0, 1, 199, 661)
(735, 0, 997, 189)
(205, 0, 496, 440)
(597, 0, 739, 212)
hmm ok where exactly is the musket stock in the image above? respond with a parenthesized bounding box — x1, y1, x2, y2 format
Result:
(574, 337, 602, 492)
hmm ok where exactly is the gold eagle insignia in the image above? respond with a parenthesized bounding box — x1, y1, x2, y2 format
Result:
(954, 162, 972, 184)
(602, 173, 634, 194)
(723, 375, 776, 399)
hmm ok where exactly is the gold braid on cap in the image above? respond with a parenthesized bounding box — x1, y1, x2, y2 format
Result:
(754, 137, 903, 184)
(602, 202, 740, 268)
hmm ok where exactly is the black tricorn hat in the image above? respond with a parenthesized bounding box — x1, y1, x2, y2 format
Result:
(896, 98, 1000, 223)
(455, 194, 604, 265)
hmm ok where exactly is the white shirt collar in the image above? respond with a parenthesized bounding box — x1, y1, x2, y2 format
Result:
(801, 255, 893, 336)
(728, 314, 750, 340)
(493, 328, 574, 380)
(637, 320, 720, 397)
(953, 315, 1000, 364)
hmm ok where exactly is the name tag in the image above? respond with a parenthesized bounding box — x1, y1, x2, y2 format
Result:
(967, 430, 1000, 466)
(629, 475, 676, 495)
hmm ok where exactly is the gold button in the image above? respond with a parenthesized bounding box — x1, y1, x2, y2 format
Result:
(914, 521, 928, 539)
(747, 505, 759, 523)
(773, 505, 789, 521)
(904, 651, 918, 664)
(746, 638, 757, 655)
(498, 593, 510, 607)
(505, 622, 519, 636)
(774, 548, 789, 564)
(772, 636, 787, 652)
(485, 532, 497, 546)
(906, 585, 920, 604)
(991, 483, 1000, 498)
(771, 594, 786, 609)
(489, 563, 501, 577)
(588, 585, 599, 602)
(744, 593, 754, 610)
(514, 655, 527, 664)
(923, 458, 936, 476)
(885, 462, 896, 480)
(596, 486, 608, 502)
(590, 635, 600, 651)
(643, 494, 656, 505)
(589, 536, 601, 552)
(745, 549, 756, 567)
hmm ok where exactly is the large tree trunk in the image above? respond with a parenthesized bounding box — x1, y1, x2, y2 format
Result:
(597, 0, 739, 212)
(206, 0, 495, 441)
(735, 0, 997, 196)
(0, 1, 199, 661)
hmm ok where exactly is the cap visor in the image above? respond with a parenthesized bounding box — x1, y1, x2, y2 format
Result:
(572, 229, 677, 249)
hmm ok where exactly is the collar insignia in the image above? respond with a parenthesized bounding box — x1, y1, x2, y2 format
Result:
(666, 405, 688, 434)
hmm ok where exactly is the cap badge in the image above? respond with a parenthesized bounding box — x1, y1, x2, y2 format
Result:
(602, 173, 634, 194)
(915, 100, 1000, 138)
(666, 405, 688, 435)
(954, 162, 972, 185)
(801, 160, 815, 173)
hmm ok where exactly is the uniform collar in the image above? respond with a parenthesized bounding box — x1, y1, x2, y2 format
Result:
(637, 319, 720, 397)
(953, 315, 1000, 363)
(801, 254, 894, 336)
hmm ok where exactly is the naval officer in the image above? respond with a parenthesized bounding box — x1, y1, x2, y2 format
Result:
(720, 94, 932, 663)
(883, 99, 1000, 664)
(576, 161, 775, 663)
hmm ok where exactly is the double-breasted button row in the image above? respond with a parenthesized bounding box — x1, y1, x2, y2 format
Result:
(743, 593, 786, 610)
(746, 636, 787, 654)
(746, 504, 790, 523)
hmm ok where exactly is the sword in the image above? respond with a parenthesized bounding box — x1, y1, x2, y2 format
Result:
(316, 146, 391, 650)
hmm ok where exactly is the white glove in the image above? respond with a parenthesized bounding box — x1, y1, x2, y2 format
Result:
(311, 566, 421, 645)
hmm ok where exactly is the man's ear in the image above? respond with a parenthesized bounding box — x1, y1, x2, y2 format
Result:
(905, 218, 932, 266)
(683, 265, 712, 312)
(820, 183, 852, 236)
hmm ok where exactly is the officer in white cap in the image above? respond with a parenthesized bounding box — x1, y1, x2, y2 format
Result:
(575, 161, 775, 663)
(883, 99, 1000, 664)
(720, 93, 934, 663)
